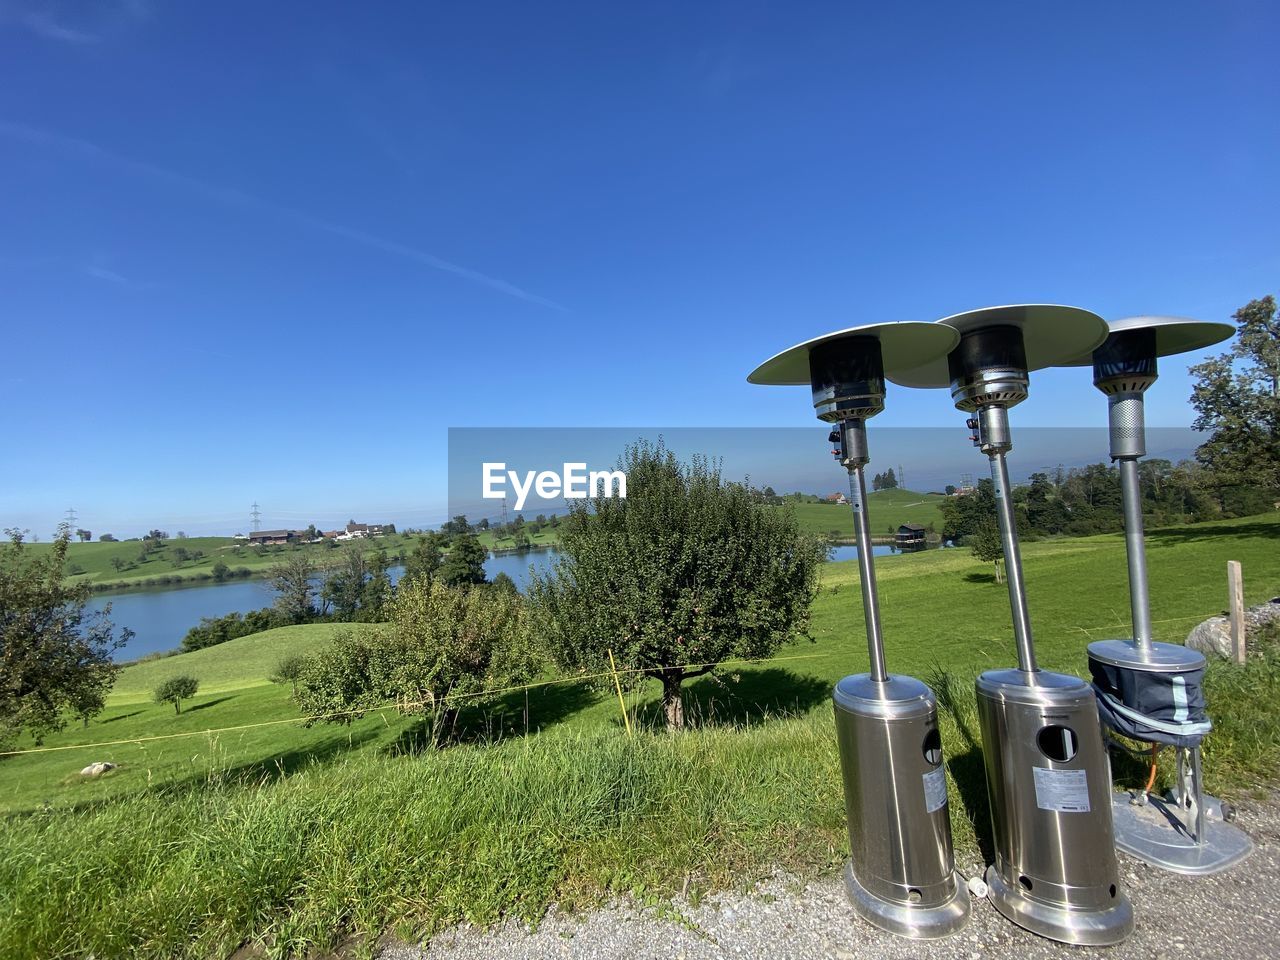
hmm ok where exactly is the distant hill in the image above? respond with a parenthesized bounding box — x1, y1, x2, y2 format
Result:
(782, 488, 945, 538)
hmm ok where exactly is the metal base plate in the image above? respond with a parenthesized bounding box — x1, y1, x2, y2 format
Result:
(985, 865, 1134, 946)
(843, 862, 971, 940)
(1111, 792, 1253, 876)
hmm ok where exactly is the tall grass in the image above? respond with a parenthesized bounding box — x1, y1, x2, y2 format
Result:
(2, 641, 1276, 959)
(0, 719, 846, 959)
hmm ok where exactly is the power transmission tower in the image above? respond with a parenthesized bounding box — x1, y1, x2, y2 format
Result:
(64, 507, 77, 534)
(960, 472, 974, 491)
(501, 495, 508, 528)
(251, 502, 262, 532)
(898, 465, 906, 491)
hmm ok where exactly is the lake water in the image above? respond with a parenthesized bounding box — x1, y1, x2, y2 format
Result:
(92, 549, 562, 662)
(91, 544, 939, 662)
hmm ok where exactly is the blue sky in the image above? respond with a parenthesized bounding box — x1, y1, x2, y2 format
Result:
(1, 1, 1276, 536)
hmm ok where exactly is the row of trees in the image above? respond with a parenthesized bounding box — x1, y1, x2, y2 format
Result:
(871, 468, 899, 491)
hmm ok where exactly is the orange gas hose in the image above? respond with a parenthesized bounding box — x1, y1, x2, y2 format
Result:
(1144, 743, 1161, 794)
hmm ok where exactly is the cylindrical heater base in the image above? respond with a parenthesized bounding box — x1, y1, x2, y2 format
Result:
(834, 674, 970, 939)
(976, 669, 1133, 945)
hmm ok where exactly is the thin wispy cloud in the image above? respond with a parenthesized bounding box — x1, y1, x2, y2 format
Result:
(85, 264, 130, 285)
(6, 0, 150, 44)
(84, 263, 156, 290)
(0, 120, 565, 311)
(21, 11, 98, 43)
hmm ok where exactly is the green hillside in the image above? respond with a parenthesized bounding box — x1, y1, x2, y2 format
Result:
(786, 488, 946, 538)
(29, 534, 422, 591)
(110, 623, 366, 702)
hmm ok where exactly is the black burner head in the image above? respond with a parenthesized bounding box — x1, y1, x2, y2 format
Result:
(1092, 328, 1158, 395)
(808, 335, 886, 423)
(946, 326, 1030, 411)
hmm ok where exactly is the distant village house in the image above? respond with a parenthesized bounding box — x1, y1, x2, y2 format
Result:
(248, 529, 298, 546)
(895, 523, 928, 548)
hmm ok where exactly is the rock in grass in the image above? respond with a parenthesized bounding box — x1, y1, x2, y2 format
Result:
(1186, 616, 1232, 658)
(78, 762, 116, 777)
(1187, 599, 1280, 659)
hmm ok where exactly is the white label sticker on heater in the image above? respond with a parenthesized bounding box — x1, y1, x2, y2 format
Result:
(1032, 767, 1090, 813)
(923, 765, 948, 813)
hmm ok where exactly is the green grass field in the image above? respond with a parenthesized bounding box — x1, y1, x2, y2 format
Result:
(4, 511, 1276, 815)
(1, 512, 1277, 957)
(32, 532, 430, 591)
(787, 488, 946, 538)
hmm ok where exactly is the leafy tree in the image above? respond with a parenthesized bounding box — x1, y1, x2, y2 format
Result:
(491, 571, 518, 595)
(1190, 293, 1280, 497)
(477, 518, 490, 531)
(0, 529, 129, 743)
(530, 441, 826, 731)
(402, 533, 443, 585)
(441, 515, 472, 538)
(98, 533, 116, 542)
(75, 529, 91, 542)
(969, 517, 1005, 584)
(153, 675, 198, 714)
(145, 529, 169, 541)
(882, 467, 898, 489)
(323, 545, 373, 620)
(269, 553, 318, 623)
(944, 484, 957, 496)
(268, 653, 308, 695)
(211, 559, 230, 582)
(294, 581, 536, 740)
(304, 524, 319, 541)
(872, 471, 884, 491)
(439, 533, 488, 587)
(110, 557, 126, 573)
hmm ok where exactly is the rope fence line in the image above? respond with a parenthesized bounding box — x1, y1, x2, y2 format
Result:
(0, 606, 1232, 760)
(0, 652, 829, 758)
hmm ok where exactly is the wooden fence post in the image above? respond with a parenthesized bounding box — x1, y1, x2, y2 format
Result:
(1227, 560, 1246, 664)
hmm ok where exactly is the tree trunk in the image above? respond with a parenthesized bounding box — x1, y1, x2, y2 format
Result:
(174, 701, 181, 715)
(661, 672, 684, 731)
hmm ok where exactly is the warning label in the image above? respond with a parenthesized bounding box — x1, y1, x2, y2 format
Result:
(922, 765, 948, 813)
(1032, 767, 1090, 813)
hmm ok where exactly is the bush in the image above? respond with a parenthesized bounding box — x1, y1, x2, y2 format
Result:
(268, 654, 308, 695)
(180, 609, 280, 652)
(531, 441, 825, 730)
(153, 675, 199, 714)
(295, 580, 537, 741)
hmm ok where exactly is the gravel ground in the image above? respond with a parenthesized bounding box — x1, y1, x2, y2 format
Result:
(383, 794, 1280, 960)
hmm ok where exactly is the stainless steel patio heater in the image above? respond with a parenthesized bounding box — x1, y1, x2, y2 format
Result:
(1065, 314, 1252, 874)
(749, 321, 971, 939)
(890, 305, 1133, 946)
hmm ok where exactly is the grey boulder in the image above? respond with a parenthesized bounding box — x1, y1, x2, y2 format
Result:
(1186, 617, 1233, 659)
